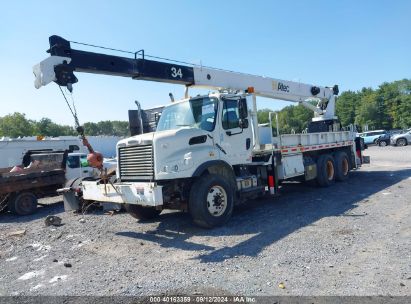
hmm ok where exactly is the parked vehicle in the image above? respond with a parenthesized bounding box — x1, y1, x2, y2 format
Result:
(376, 133, 391, 146)
(359, 130, 387, 145)
(391, 129, 411, 146)
(0, 151, 96, 215)
(33, 35, 369, 228)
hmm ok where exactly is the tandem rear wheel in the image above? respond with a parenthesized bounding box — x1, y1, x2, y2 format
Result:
(334, 151, 350, 181)
(315, 152, 350, 187)
(316, 154, 336, 187)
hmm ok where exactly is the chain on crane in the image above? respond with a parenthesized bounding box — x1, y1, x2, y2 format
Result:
(58, 86, 104, 170)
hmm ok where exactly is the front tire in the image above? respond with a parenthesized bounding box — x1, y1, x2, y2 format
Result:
(396, 138, 407, 146)
(378, 140, 387, 147)
(316, 154, 336, 187)
(124, 204, 161, 220)
(189, 174, 234, 228)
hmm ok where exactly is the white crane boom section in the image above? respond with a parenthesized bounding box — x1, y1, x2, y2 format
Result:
(193, 66, 331, 102)
(191, 66, 337, 120)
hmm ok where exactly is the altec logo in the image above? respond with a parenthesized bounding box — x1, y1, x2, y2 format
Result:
(277, 82, 290, 92)
(272, 81, 290, 92)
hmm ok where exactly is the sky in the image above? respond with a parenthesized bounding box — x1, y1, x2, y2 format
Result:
(1, 0, 410, 125)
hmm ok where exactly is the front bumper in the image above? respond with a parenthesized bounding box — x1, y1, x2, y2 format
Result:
(82, 181, 163, 207)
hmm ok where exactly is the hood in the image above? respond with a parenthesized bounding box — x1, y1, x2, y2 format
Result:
(154, 127, 209, 142)
(117, 132, 155, 148)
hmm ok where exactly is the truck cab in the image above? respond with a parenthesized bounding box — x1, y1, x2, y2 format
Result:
(66, 152, 95, 180)
(117, 93, 253, 183)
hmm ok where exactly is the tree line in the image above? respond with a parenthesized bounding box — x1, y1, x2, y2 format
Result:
(258, 79, 411, 133)
(1, 79, 410, 138)
(0, 113, 130, 138)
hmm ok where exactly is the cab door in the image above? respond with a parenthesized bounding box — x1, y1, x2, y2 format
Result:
(66, 154, 81, 180)
(79, 154, 94, 178)
(218, 96, 253, 165)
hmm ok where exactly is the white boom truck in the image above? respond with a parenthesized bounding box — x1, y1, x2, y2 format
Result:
(33, 36, 367, 228)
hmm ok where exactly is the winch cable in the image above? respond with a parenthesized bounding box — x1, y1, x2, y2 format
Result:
(57, 86, 104, 169)
(58, 85, 80, 131)
(57, 86, 109, 197)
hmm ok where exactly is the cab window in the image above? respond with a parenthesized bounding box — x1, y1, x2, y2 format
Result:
(222, 99, 240, 130)
(67, 155, 80, 168)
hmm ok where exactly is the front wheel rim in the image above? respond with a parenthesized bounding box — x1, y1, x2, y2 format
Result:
(207, 185, 228, 217)
(380, 141, 387, 146)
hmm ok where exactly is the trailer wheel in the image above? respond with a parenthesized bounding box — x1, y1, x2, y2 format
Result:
(189, 174, 234, 228)
(8, 192, 38, 216)
(335, 151, 350, 181)
(124, 204, 161, 220)
(316, 154, 336, 187)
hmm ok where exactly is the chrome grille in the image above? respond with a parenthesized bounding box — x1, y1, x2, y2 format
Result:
(119, 144, 153, 180)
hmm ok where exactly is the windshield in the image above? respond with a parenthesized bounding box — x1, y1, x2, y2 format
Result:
(156, 97, 218, 132)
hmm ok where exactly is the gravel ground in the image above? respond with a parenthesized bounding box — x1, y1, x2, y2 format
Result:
(0, 146, 410, 296)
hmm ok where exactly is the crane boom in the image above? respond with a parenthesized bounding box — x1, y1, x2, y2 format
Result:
(34, 35, 339, 120)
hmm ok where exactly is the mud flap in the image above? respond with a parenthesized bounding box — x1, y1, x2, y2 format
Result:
(63, 191, 80, 211)
(362, 155, 370, 164)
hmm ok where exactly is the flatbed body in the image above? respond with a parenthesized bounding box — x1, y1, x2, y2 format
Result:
(254, 130, 354, 155)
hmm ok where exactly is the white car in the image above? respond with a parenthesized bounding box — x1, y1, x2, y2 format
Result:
(390, 129, 411, 146)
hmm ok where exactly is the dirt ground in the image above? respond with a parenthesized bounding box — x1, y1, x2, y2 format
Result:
(0, 146, 410, 296)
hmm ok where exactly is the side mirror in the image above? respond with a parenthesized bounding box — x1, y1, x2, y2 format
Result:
(238, 98, 248, 119)
(239, 118, 249, 129)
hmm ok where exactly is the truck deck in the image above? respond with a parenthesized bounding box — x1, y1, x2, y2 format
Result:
(254, 130, 354, 155)
(0, 151, 68, 215)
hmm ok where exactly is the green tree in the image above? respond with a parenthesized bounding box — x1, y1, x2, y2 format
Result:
(0, 112, 34, 137)
(397, 94, 411, 128)
(33, 118, 76, 137)
(112, 120, 130, 136)
(335, 91, 359, 127)
(83, 122, 100, 135)
(257, 109, 270, 124)
(97, 121, 114, 135)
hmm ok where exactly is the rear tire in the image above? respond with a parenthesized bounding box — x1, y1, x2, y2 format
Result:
(378, 140, 387, 147)
(124, 204, 161, 220)
(8, 192, 38, 215)
(334, 151, 350, 181)
(316, 154, 336, 187)
(189, 174, 234, 228)
(396, 138, 407, 146)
